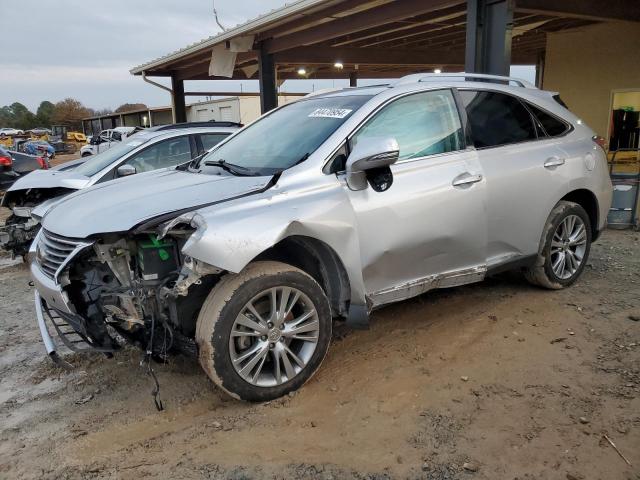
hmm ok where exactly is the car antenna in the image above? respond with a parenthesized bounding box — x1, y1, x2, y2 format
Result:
(213, 0, 227, 31)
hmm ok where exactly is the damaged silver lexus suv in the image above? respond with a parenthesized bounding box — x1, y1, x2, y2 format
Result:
(31, 73, 612, 401)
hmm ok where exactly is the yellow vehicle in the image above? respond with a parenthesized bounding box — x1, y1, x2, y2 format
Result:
(51, 125, 86, 143)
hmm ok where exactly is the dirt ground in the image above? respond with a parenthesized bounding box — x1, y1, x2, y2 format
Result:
(0, 221, 638, 479)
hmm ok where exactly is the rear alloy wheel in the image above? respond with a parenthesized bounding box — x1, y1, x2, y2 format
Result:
(196, 261, 331, 401)
(524, 201, 592, 289)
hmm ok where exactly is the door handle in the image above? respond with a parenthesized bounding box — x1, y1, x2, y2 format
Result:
(544, 156, 565, 168)
(452, 172, 483, 187)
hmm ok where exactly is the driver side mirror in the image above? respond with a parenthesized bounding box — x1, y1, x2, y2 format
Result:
(117, 164, 136, 177)
(345, 137, 399, 191)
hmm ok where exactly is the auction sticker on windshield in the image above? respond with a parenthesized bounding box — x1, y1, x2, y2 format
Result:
(308, 108, 353, 119)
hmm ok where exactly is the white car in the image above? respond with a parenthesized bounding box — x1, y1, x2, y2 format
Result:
(1, 126, 238, 257)
(80, 127, 141, 157)
(0, 128, 24, 136)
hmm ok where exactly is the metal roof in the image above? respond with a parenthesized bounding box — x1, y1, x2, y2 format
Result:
(130, 0, 634, 82)
(130, 0, 334, 75)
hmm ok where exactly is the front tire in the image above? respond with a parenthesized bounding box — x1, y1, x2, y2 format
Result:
(195, 261, 332, 401)
(524, 201, 591, 289)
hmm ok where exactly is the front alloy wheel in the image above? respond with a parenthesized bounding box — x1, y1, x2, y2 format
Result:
(230, 286, 320, 387)
(196, 261, 331, 401)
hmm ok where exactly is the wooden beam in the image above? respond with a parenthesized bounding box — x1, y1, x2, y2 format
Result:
(516, 0, 640, 22)
(330, 7, 466, 47)
(266, 0, 465, 53)
(257, 0, 378, 40)
(273, 46, 461, 66)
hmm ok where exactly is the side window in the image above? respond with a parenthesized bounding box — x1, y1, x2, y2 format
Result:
(125, 136, 191, 174)
(199, 133, 230, 152)
(459, 90, 537, 148)
(526, 102, 570, 137)
(111, 131, 122, 142)
(351, 89, 464, 161)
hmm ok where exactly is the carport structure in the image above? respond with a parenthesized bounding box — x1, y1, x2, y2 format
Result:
(131, 0, 639, 127)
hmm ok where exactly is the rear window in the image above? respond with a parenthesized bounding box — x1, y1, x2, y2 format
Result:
(526, 103, 570, 137)
(459, 90, 537, 148)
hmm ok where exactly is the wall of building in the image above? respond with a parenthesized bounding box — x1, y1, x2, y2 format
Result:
(83, 94, 308, 133)
(150, 109, 173, 126)
(187, 98, 242, 123)
(613, 91, 640, 110)
(543, 22, 640, 139)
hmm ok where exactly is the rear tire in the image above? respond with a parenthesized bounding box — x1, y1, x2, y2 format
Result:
(195, 261, 332, 402)
(524, 201, 591, 289)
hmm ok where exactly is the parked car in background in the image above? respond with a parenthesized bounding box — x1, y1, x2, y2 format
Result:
(79, 126, 142, 157)
(22, 140, 56, 158)
(1, 126, 237, 257)
(0, 145, 48, 191)
(28, 127, 52, 136)
(145, 121, 243, 132)
(0, 128, 24, 136)
(28, 73, 612, 401)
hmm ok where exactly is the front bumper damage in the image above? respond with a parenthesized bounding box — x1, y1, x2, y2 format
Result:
(31, 246, 118, 362)
(29, 223, 217, 362)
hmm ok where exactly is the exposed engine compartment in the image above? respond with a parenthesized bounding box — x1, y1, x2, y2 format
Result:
(1, 187, 76, 258)
(63, 228, 222, 358)
(2, 187, 75, 209)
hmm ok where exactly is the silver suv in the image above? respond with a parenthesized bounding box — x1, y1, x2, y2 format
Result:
(30, 73, 612, 401)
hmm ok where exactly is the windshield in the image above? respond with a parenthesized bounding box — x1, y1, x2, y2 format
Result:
(74, 137, 149, 176)
(198, 94, 372, 175)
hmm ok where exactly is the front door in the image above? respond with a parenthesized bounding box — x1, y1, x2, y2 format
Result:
(343, 89, 488, 306)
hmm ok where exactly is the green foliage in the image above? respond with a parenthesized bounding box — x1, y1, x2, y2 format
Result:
(36, 101, 55, 127)
(0, 102, 37, 130)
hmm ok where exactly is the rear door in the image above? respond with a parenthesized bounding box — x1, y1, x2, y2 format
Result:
(343, 89, 488, 305)
(458, 89, 569, 264)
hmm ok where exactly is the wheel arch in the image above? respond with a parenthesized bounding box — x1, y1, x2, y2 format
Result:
(560, 189, 599, 239)
(251, 235, 351, 319)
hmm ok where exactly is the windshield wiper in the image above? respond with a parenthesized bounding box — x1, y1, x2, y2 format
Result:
(183, 151, 207, 170)
(203, 159, 256, 176)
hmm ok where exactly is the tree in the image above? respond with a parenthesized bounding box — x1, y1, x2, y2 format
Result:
(35, 101, 55, 127)
(52, 98, 92, 130)
(2, 102, 37, 130)
(115, 103, 147, 113)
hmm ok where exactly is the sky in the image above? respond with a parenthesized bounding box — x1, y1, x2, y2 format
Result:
(2, 0, 535, 112)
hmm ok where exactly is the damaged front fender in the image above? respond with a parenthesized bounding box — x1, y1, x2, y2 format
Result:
(175, 173, 368, 320)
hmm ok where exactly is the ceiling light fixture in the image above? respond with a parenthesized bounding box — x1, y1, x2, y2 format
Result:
(334, 61, 344, 69)
(297, 67, 307, 75)
(434, 68, 442, 74)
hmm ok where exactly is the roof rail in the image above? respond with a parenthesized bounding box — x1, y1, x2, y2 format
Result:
(394, 72, 537, 89)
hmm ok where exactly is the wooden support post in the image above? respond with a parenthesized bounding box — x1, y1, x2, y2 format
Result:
(258, 44, 278, 113)
(171, 75, 187, 123)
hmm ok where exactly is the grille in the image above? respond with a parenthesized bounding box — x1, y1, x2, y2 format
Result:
(37, 230, 88, 280)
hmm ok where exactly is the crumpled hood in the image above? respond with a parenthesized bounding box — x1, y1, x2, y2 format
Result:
(6, 168, 91, 192)
(42, 169, 273, 238)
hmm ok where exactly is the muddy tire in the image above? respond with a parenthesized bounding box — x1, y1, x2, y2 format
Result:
(195, 261, 332, 402)
(524, 201, 592, 289)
